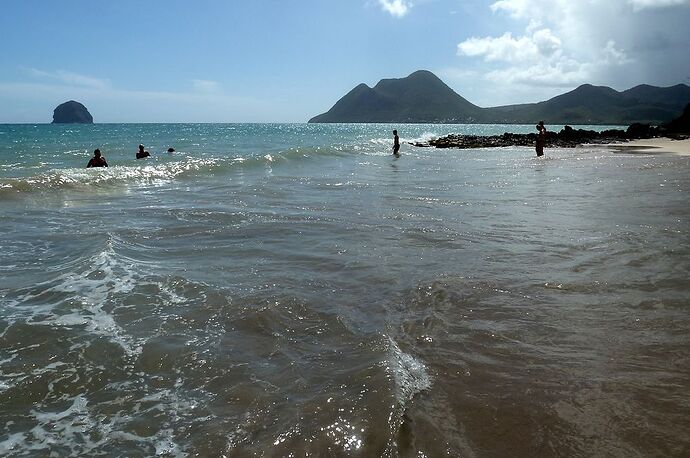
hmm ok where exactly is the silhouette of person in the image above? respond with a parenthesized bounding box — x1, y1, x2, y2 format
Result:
(393, 129, 400, 157)
(87, 149, 108, 167)
(167, 147, 175, 153)
(535, 121, 546, 157)
(136, 144, 150, 159)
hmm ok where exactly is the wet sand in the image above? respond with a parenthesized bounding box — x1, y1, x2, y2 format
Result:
(609, 137, 690, 155)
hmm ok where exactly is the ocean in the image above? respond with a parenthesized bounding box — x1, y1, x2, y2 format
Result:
(1, 123, 688, 457)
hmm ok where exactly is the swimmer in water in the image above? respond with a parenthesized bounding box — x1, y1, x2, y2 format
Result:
(86, 149, 108, 167)
(136, 144, 150, 159)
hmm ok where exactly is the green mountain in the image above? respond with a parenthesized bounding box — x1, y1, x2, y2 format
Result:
(492, 83, 690, 124)
(309, 70, 484, 123)
(309, 71, 690, 125)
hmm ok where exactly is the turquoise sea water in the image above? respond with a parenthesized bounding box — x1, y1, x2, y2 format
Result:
(1, 123, 689, 456)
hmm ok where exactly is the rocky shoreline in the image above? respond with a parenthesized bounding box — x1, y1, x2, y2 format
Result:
(413, 123, 688, 149)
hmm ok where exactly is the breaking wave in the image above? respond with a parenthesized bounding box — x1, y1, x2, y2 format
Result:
(0, 146, 356, 196)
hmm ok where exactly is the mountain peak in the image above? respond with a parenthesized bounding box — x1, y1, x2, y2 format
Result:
(309, 70, 481, 123)
(571, 84, 618, 95)
(408, 69, 441, 80)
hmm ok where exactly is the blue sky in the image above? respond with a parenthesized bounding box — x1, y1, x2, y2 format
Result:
(1, 0, 689, 122)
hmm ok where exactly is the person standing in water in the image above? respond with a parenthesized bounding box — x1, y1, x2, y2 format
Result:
(86, 149, 108, 167)
(136, 144, 150, 159)
(535, 121, 546, 157)
(392, 129, 400, 157)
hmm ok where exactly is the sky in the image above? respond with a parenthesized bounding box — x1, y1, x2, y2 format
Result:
(0, 0, 688, 123)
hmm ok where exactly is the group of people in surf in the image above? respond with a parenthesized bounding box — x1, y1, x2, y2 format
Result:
(86, 145, 175, 167)
(88, 125, 548, 168)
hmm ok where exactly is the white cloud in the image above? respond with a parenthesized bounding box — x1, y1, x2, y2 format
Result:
(601, 40, 632, 65)
(459, 33, 536, 62)
(533, 29, 562, 57)
(458, 29, 562, 63)
(456, 1, 666, 89)
(485, 59, 592, 87)
(457, 26, 587, 87)
(26, 68, 110, 89)
(490, 0, 530, 18)
(378, 0, 412, 18)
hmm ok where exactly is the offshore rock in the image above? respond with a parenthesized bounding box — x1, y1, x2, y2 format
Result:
(52, 100, 93, 124)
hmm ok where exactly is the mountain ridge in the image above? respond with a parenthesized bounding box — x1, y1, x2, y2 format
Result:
(309, 71, 690, 125)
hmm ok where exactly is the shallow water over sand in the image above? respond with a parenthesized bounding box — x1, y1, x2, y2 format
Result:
(1, 124, 689, 456)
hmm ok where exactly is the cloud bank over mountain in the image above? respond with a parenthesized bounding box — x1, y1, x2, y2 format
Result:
(449, 0, 690, 105)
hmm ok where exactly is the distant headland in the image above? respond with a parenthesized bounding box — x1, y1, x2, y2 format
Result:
(309, 70, 690, 125)
(52, 100, 93, 124)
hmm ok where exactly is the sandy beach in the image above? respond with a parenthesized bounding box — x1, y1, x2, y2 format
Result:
(609, 137, 690, 155)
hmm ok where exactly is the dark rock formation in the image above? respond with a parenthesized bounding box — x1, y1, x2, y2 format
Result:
(414, 124, 657, 150)
(52, 100, 93, 124)
(626, 123, 655, 139)
(662, 103, 690, 135)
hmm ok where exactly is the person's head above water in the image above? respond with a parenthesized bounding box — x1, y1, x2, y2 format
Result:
(167, 147, 175, 153)
(94, 149, 101, 157)
(393, 130, 398, 135)
(139, 144, 145, 151)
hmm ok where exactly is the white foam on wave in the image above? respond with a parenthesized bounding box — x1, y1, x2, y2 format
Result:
(8, 394, 103, 455)
(387, 337, 432, 407)
(42, 245, 141, 355)
(407, 131, 441, 144)
(364, 134, 432, 157)
(1, 391, 188, 457)
(0, 157, 222, 193)
(382, 337, 432, 455)
(0, 432, 27, 455)
(388, 337, 431, 409)
(6, 239, 143, 357)
(369, 137, 392, 147)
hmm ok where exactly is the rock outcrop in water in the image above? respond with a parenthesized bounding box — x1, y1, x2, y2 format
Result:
(52, 100, 93, 124)
(413, 124, 659, 150)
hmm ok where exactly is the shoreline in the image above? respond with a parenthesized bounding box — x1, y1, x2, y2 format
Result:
(606, 137, 690, 156)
